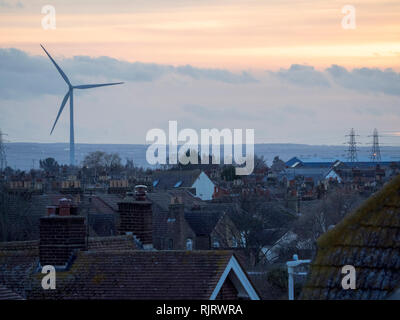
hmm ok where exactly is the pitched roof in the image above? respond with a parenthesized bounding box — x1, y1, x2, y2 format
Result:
(0, 285, 24, 300)
(301, 175, 400, 300)
(184, 210, 223, 236)
(0, 235, 139, 299)
(148, 190, 207, 240)
(0, 249, 38, 298)
(147, 189, 204, 212)
(27, 250, 235, 299)
(151, 169, 201, 190)
(0, 235, 139, 253)
(92, 194, 122, 212)
(283, 167, 330, 182)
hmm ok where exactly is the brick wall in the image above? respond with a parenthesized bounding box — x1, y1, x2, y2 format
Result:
(216, 276, 239, 300)
(39, 216, 86, 266)
(195, 235, 210, 250)
(165, 203, 196, 250)
(118, 201, 153, 245)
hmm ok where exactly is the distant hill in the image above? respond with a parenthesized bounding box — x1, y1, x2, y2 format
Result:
(4, 142, 400, 171)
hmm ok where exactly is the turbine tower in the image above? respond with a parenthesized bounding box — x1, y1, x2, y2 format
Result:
(0, 129, 7, 171)
(41, 45, 123, 166)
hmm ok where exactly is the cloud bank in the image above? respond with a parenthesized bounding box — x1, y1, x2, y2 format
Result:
(1, 48, 400, 146)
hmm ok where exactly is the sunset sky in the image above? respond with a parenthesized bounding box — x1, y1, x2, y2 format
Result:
(1, 0, 400, 145)
(1, 0, 400, 70)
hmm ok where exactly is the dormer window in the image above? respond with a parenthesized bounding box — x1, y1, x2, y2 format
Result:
(232, 236, 238, 248)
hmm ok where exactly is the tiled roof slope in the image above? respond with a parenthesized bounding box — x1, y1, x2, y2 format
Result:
(0, 235, 139, 253)
(152, 169, 201, 190)
(0, 250, 38, 298)
(301, 175, 400, 300)
(87, 235, 140, 251)
(0, 240, 39, 252)
(185, 210, 223, 236)
(28, 250, 233, 299)
(0, 235, 139, 298)
(0, 285, 24, 300)
(147, 190, 204, 212)
(91, 194, 122, 212)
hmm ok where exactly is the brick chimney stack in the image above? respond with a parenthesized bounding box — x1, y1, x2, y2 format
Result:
(39, 198, 86, 267)
(118, 185, 153, 249)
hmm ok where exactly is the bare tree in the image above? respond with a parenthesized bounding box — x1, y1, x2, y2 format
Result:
(0, 186, 32, 241)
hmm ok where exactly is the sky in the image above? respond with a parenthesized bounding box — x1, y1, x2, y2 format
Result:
(0, 0, 400, 145)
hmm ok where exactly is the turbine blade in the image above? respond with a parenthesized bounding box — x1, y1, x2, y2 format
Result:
(74, 82, 124, 89)
(40, 44, 71, 86)
(50, 91, 70, 135)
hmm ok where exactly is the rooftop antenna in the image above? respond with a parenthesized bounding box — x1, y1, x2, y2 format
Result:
(286, 254, 311, 300)
(345, 128, 359, 162)
(368, 128, 382, 162)
(40, 45, 124, 166)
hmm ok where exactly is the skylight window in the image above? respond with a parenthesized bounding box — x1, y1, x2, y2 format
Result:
(174, 181, 182, 188)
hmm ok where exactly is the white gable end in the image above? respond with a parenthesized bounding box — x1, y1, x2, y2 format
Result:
(191, 171, 215, 200)
(210, 256, 260, 300)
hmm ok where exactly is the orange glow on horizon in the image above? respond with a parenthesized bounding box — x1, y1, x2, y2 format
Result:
(0, 1, 399, 70)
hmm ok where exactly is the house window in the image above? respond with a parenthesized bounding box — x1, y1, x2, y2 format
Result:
(212, 238, 220, 248)
(186, 238, 193, 251)
(167, 239, 173, 250)
(232, 237, 238, 248)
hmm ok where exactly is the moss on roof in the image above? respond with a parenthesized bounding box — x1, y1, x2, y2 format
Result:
(27, 250, 234, 299)
(301, 175, 400, 300)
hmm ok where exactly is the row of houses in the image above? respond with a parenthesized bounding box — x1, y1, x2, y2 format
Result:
(3, 173, 400, 300)
(277, 158, 400, 200)
(0, 185, 260, 300)
(3, 169, 217, 201)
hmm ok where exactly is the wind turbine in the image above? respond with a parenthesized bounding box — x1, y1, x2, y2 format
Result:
(41, 44, 123, 166)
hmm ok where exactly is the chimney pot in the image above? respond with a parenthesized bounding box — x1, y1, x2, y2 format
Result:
(134, 185, 148, 201)
(46, 206, 57, 216)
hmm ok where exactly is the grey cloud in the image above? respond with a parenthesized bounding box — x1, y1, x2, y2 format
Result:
(0, 0, 23, 8)
(281, 105, 316, 118)
(0, 48, 256, 99)
(182, 104, 259, 122)
(2, 47, 400, 103)
(327, 65, 400, 96)
(273, 63, 400, 96)
(175, 65, 256, 83)
(274, 64, 330, 87)
(0, 48, 65, 99)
